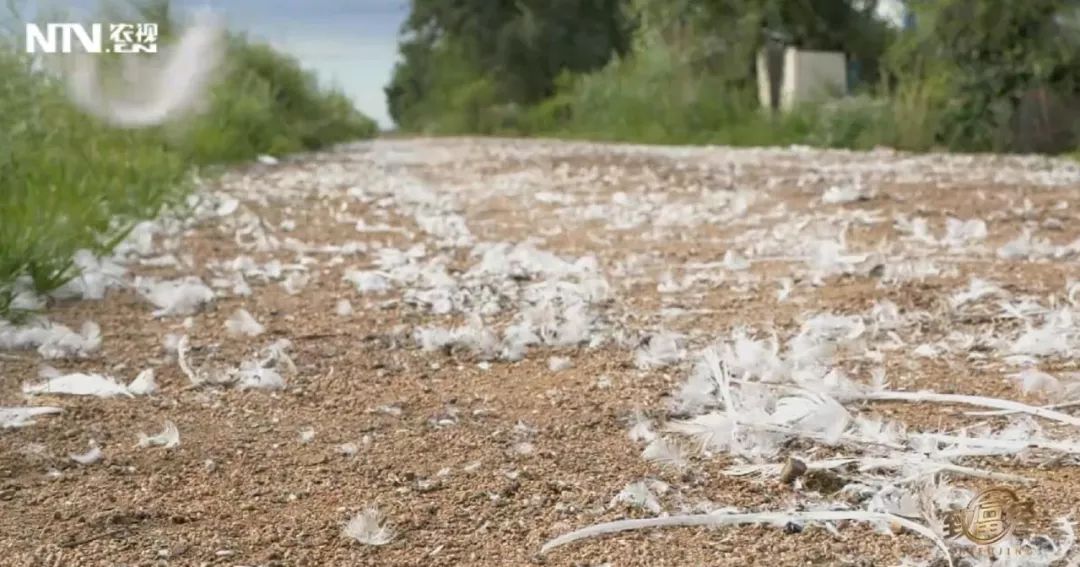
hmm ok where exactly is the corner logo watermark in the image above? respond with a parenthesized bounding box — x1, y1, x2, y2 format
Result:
(25, 23, 158, 54)
(943, 486, 1038, 557)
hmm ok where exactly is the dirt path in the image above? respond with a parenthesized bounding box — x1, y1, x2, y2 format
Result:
(4, 138, 1080, 566)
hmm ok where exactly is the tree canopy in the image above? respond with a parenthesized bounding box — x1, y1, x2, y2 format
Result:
(385, 0, 632, 129)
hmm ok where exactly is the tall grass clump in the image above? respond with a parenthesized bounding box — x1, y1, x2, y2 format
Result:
(0, 48, 188, 316)
(386, 39, 514, 135)
(0, 1, 379, 318)
(523, 25, 816, 147)
(525, 45, 747, 144)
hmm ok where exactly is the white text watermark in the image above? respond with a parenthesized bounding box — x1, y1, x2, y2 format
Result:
(25, 23, 159, 54)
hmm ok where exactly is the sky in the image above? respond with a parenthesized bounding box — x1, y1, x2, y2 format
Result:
(23, 0, 410, 128)
(191, 0, 410, 128)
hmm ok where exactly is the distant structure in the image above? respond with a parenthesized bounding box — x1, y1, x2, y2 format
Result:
(757, 0, 911, 113)
(757, 47, 847, 113)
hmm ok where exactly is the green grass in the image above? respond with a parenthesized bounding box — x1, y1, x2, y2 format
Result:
(0, 49, 189, 316)
(0, 7, 378, 319)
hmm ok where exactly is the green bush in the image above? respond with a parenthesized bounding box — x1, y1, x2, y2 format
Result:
(521, 27, 823, 148)
(527, 39, 743, 144)
(887, 0, 1080, 153)
(173, 37, 377, 164)
(387, 40, 520, 135)
(803, 96, 895, 150)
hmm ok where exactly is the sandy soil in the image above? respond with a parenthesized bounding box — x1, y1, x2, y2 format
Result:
(3, 138, 1080, 566)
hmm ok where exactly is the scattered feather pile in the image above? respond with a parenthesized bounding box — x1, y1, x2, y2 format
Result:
(177, 336, 294, 390)
(0, 320, 102, 359)
(583, 306, 1080, 563)
(51, 250, 127, 300)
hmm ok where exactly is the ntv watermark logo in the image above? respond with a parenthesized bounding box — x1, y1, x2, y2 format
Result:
(25, 23, 159, 54)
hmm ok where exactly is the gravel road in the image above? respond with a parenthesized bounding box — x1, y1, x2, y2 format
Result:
(4, 138, 1080, 566)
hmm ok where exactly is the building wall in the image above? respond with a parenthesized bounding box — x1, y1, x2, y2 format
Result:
(758, 48, 847, 112)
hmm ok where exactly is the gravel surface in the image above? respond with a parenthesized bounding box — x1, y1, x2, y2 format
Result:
(3, 138, 1080, 566)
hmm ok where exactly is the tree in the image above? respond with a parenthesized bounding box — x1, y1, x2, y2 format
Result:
(888, 0, 1080, 152)
(639, 0, 893, 88)
(385, 0, 632, 130)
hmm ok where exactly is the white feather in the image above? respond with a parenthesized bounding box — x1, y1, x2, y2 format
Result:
(722, 250, 750, 271)
(236, 365, 285, 391)
(343, 270, 391, 294)
(1009, 309, 1073, 356)
(998, 229, 1056, 260)
(137, 420, 180, 449)
(127, 369, 158, 396)
(51, 250, 126, 300)
(225, 309, 265, 337)
(547, 356, 573, 372)
(844, 389, 1080, 428)
(281, 271, 310, 295)
(949, 278, 1002, 309)
(23, 372, 132, 398)
(137, 276, 215, 317)
(69, 446, 104, 465)
(628, 413, 658, 444)
(342, 507, 395, 546)
(610, 480, 667, 514)
(667, 413, 737, 453)
(1009, 368, 1062, 395)
(641, 437, 687, 469)
(0, 407, 62, 428)
(770, 391, 851, 445)
(540, 510, 953, 566)
(634, 333, 683, 370)
(942, 218, 988, 248)
(822, 183, 873, 204)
